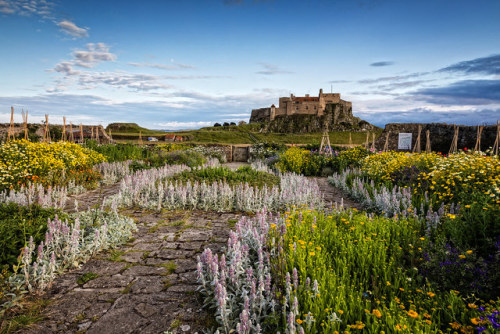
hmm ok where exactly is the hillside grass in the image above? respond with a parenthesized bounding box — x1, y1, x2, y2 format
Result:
(111, 123, 383, 145)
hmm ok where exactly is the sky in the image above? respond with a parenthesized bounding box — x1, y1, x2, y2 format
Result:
(0, 0, 499, 129)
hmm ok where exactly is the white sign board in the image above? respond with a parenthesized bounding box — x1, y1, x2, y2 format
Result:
(398, 133, 412, 150)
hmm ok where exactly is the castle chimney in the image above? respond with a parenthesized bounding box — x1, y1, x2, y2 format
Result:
(305, 94, 310, 97)
(319, 88, 323, 96)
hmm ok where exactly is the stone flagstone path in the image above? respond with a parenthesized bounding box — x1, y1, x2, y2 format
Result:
(24, 209, 241, 334)
(23, 164, 359, 334)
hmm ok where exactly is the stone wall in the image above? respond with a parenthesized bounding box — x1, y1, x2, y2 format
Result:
(249, 108, 271, 123)
(375, 123, 499, 153)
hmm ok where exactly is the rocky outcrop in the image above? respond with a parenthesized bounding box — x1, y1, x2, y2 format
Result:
(375, 123, 499, 153)
(261, 103, 377, 133)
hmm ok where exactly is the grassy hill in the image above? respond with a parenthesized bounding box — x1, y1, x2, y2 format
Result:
(107, 122, 383, 145)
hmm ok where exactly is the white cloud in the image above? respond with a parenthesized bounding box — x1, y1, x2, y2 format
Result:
(0, 0, 53, 18)
(73, 43, 116, 68)
(128, 61, 195, 70)
(57, 20, 89, 38)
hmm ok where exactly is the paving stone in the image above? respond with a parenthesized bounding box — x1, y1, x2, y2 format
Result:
(130, 276, 166, 294)
(83, 274, 135, 289)
(86, 307, 147, 334)
(134, 302, 158, 318)
(120, 251, 144, 263)
(155, 249, 196, 260)
(121, 265, 166, 276)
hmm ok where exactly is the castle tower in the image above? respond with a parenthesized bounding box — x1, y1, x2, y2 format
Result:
(270, 104, 276, 121)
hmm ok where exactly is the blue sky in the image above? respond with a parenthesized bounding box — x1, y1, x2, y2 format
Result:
(1, 0, 499, 129)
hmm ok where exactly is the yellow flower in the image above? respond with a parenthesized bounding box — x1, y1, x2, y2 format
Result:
(459, 254, 466, 259)
(466, 250, 473, 254)
(296, 319, 303, 324)
(471, 318, 480, 325)
(372, 309, 382, 318)
(407, 310, 419, 318)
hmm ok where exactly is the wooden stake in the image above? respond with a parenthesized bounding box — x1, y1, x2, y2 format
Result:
(22, 109, 28, 140)
(412, 125, 422, 153)
(7, 106, 14, 141)
(69, 122, 74, 142)
(44, 114, 51, 143)
(91, 127, 94, 141)
(139, 131, 143, 145)
(365, 131, 369, 148)
(62, 117, 66, 141)
(79, 123, 84, 144)
(371, 132, 376, 151)
(474, 125, 484, 152)
(348, 133, 352, 147)
(448, 124, 459, 155)
(108, 128, 112, 140)
(492, 120, 499, 156)
(425, 130, 431, 153)
(383, 131, 390, 152)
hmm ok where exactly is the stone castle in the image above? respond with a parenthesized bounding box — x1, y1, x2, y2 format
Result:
(250, 89, 353, 124)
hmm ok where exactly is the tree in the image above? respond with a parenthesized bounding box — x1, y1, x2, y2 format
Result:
(214, 123, 221, 127)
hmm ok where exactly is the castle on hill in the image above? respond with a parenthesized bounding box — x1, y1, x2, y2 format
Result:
(249, 89, 353, 123)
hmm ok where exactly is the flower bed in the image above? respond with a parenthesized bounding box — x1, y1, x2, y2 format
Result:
(109, 164, 323, 212)
(274, 146, 371, 176)
(0, 140, 105, 191)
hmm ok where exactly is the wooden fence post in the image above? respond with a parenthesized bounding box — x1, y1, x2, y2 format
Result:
(425, 130, 431, 153)
(371, 133, 376, 151)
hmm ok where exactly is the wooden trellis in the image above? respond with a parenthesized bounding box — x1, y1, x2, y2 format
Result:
(319, 129, 333, 156)
(448, 124, 459, 154)
(62, 117, 67, 141)
(474, 125, 484, 152)
(382, 131, 390, 152)
(69, 122, 74, 142)
(43, 114, 51, 143)
(493, 120, 500, 156)
(22, 110, 28, 140)
(7, 106, 15, 141)
(425, 130, 431, 153)
(412, 125, 422, 153)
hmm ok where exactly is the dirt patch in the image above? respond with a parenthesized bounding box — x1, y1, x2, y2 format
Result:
(313, 177, 364, 210)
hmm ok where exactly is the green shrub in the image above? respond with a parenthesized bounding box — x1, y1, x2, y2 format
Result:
(170, 166, 280, 188)
(0, 203, 69, 270)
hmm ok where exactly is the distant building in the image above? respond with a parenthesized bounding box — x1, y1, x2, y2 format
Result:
(249, 89, 352, 123)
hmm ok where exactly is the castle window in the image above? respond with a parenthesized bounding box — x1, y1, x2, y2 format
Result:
(295, 107, 298, 111)
(305, 106, 308, 110)
(314, 106, 317, 110)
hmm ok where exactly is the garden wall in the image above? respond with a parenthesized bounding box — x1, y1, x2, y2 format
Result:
(375, 123, 498, 153)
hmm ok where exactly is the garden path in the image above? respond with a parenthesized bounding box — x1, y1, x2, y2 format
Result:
(24, 165, 361, 333)
(24, 209, 241, 334)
